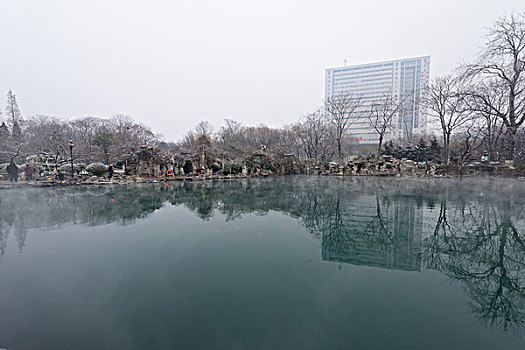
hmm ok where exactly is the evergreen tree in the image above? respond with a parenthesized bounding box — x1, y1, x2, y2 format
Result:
(5, 90, 21, 126)
(428, 137, 442, 163)
(11, 120, 23, 144)
(383, 140, 395, 156)
(0, 122, 8, 139)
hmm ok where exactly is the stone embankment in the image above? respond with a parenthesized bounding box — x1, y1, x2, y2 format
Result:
(0, 172, 271, 188)
(2, 146, 524, 189)
(300, 156, 525, 178)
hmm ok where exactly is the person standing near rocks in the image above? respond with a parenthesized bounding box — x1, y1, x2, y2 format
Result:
(108, 164, 114, 179)
(6, 161, 19, 182)
(24, 165, 33, 181)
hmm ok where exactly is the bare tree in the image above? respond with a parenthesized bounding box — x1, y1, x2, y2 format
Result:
(109, 114, 158, 158)
(300, 107, 332, 161)
(463, 12, 525, 161)
(463, 81, 507, 161)
(21, 114, 160, 165)
(290, 108, 331, 161)
(216, 119, 244, 155)
(450, 118, 485, 164)
(70, 116, 105, 162)
(178, 120, 216, 154)
(423, 75, 471, 165)
(243, 124, 283, 153)
(324, 92, 363, 162)
(194, 120, 214, 136)
(368, 96, 403, 159)
(181, 130, 196, 150)
(23, 115, 71, 168)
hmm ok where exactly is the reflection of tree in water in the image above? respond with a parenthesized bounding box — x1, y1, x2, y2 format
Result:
(0, 217, 10, 255)
(419, 189, 525, 333)
(1, 177, 524, 333)
(0, 185, 175, 252)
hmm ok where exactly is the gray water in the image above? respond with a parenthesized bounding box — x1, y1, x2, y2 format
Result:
(0, 176, 524, 349)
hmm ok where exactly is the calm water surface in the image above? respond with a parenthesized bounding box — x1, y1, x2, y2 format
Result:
(0, 176, 524, 349)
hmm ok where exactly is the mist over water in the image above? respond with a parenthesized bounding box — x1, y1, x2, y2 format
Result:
(0, 177, 524, 349)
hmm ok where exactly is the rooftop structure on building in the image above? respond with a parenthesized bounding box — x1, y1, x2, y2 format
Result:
(325, 56, 430, 144)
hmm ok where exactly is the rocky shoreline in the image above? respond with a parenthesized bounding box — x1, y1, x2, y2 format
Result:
(2, 146, 525, 190)
(2, 170, 524, 190)
(4, 143, 525, 190)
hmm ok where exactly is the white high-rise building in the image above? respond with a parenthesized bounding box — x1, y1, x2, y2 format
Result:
(325, 56, 430, 144)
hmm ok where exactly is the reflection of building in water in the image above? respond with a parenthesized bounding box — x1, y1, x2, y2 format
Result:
(321, 195, 422, 271)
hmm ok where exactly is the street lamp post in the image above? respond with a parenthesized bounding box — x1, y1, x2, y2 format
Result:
(69, 139, 74, 179)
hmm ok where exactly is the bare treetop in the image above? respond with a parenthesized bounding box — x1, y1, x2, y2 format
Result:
(462, 11, 525, 160)
(194, 120, 215, 136)
(482, 12, 525, 63)
(368, 95, 404, 159)
(423, 75, 471, 165)
(324, 92, 364, 161)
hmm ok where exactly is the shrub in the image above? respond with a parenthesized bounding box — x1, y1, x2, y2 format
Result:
(231, 164, 242, 174)
(58, 163, 83, 174)
(86, 163, 108, 176)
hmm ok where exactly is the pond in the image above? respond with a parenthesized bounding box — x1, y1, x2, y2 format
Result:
(0, 176, 524, 349)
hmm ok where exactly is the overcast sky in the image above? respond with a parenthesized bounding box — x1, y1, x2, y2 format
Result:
(1, 0, 524, 141)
